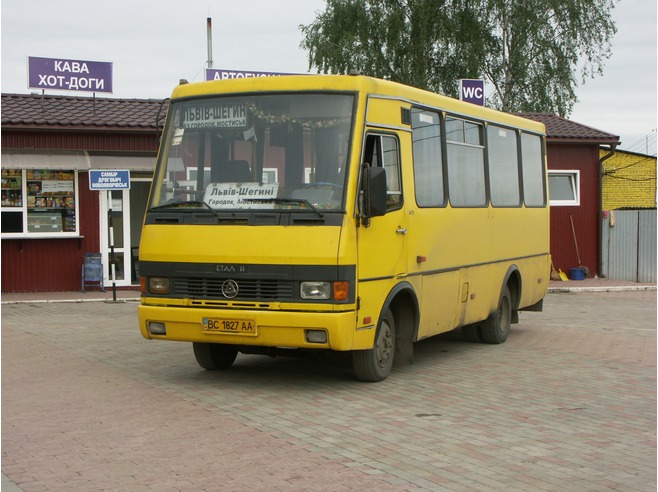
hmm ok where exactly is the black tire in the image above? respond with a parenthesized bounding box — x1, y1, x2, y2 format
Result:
(352, 308, 395, 382)
(461, 324, 482, 342)
(193, 342, 238, 370)
(480, 286, 512, 344)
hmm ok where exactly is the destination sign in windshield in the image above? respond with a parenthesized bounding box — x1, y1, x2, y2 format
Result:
(204, 182, 279, 209)
(182, 103, 247, 129)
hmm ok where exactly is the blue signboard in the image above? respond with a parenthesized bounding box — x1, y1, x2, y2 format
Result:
(205, 68, 297, 81)
(28, 56, 113, 93)
(89, 170, 130, 190)
(459, 79, 485, 106)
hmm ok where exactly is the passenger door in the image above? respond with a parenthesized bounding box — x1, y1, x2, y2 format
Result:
(356, 131, 408, 318)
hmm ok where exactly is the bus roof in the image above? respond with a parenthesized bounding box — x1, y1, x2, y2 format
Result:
(170, 75, 545, 134)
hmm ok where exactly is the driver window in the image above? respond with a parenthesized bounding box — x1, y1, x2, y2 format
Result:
(363, 134, 402, 211)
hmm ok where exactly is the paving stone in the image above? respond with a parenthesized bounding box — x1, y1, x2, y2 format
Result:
(1, 290, 655, 491)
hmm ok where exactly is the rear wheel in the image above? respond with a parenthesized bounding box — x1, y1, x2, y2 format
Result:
(193, 342, 238, 370)
(461, 324, 482, 342)
(480, 286, 512, 344)
(353, 308, 395, 382)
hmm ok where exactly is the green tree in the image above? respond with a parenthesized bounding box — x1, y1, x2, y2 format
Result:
(300, 0, 617, 115)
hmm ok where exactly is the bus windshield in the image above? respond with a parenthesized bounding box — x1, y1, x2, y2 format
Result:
(150, 93, 355, 212)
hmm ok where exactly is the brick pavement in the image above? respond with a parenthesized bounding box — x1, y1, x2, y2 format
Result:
(1, 289, 656, 491)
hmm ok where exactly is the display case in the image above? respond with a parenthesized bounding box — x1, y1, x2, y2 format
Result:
(26, 170, 76, 232)
(1, 168, 79, 236)
(27, 212, 63, 232)
(1, 169, 23, 207)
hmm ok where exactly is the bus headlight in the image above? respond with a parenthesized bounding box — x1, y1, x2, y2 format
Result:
(148, 277, 170, 295)
(300, 281, 331, 300)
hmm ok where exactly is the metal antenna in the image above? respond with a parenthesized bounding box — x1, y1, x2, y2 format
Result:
(207, 17, 214, 68)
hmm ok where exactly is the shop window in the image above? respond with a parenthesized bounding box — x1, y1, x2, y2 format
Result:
(1, 169, 78, 236)
(548, 170, 580, 206)
(1, 169, 24, 232)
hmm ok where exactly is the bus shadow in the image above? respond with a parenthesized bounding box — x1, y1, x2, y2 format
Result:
(172, 329, 485, 386)
(413, 330, 488, 360)
(178, 349, 357, 386)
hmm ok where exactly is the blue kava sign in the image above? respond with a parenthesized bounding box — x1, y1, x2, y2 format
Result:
(28, 56, 113, 93)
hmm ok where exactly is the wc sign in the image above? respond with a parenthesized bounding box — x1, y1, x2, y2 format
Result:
(459, 79, 485, 106)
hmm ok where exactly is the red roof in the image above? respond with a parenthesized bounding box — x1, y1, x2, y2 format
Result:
(1, 93, 167, 131)
(517, 112, 619, 144)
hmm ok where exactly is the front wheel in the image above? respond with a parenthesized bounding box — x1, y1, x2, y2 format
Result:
(193, 342, 238, 370)
(480, 286, 512, 344)
(352, 308, 396, 382)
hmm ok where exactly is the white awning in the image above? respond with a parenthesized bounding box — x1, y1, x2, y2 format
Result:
(89, 155, 156, 172)
(1, 151, 156, 172)
(1, 150, 90, 170)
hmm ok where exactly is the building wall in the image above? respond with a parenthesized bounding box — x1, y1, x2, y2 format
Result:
(1, 172, 101, 292)
(601, 150, 657, 210)
(2, 129, 158, 292)
(3, 131, 160, 153)
(548, 143, 600, 276)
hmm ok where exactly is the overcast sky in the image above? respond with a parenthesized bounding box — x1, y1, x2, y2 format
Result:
(1, 0, 655, 154)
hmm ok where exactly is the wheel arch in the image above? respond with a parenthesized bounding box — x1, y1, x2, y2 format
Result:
(501, 265, 521, 307)
(380, 281, 419, 365)
(501, 265, 522, 324)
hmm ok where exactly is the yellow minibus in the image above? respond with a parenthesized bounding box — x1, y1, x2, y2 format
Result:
(138, 75, 549, 381)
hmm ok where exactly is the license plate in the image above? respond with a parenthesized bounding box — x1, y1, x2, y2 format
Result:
(202, 318, 256, 335)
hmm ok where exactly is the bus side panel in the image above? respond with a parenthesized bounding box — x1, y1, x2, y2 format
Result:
(416, 271, 461, 340)
(517, 253, 551, 309)
(407, 204, 549, 335)
(415, 255, 549, 341)
(457, 263, 502, 325)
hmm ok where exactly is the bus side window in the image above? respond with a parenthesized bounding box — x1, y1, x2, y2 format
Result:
(363, 134, 402, 211)
(446, 117, 486, 207)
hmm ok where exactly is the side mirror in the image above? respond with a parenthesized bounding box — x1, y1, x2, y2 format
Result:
(363, 166, 387, 219)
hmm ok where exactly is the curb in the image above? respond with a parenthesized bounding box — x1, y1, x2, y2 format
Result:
(548, 285, 657, 293)
(1, 297, 141, 305)
(2, 473, 22, 492)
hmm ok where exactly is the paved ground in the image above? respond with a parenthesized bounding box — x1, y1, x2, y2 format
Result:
(1, 287, 656, 491)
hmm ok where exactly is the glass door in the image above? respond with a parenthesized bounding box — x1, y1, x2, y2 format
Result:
(100, 189, 131, 287)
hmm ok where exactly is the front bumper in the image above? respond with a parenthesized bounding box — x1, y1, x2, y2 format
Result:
(138, 303, 365, 351)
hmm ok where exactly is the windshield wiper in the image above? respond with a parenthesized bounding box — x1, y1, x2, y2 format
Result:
(148, 200, 219, 217)
(249, 198, 324, 218)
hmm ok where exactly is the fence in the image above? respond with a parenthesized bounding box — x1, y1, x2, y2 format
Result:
(601, 209, 656, 283)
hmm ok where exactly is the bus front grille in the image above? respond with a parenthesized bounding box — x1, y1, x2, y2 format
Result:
(173, 277, 295, 301)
